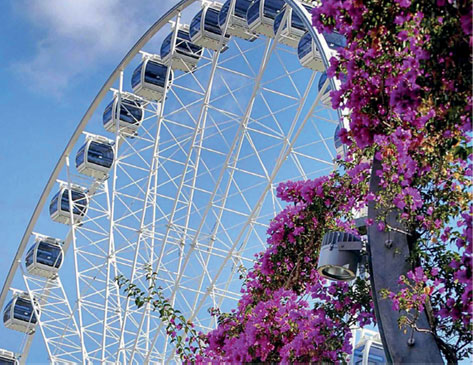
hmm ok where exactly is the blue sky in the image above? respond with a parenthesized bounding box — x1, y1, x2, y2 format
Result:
(0, 0, 175, 361)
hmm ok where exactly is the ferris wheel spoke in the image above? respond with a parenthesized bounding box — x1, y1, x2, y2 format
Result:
(22, 274, 84, 363)
(60, 157, 94, 363)
(145, 37, 277, 362)
(164, 36, 276, 294)
(189, 69, 320, 303)
(148, 42, 236, 319)
(273, 48, 304, 99)
(99, 114, 126, 361)
(188, 198, 261, 316)
(228, 39, 259, 77)
(114, 110, 167, 362)
(113, 15, 214, 361)
(168, 90, 204, 126)
(66, 95, 158, 361)
(28, 177, 110, 362)
(166, 37, 274, 298)
(311, 116, 338, 160)
(183, 75, 328, 337)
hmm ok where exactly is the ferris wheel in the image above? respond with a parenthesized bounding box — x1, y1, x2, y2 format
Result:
(0, 0, 344, 363)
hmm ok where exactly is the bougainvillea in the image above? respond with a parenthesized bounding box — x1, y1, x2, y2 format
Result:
(310, 0, 472, 361)
(120, 0, 472, 362)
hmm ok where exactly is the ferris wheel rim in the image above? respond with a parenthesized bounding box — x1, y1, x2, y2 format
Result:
(1, 0, 342, 362)
(0, 0, 197, 313)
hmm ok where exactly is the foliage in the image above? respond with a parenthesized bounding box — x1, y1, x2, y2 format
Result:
(116, 267, 203, 361)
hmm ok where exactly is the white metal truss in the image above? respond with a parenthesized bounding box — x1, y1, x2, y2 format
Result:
(22, 273, 84, 363)
(0, 0, 343, 363)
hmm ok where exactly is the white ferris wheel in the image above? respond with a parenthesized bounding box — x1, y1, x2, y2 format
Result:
(0, 0, 345, 363)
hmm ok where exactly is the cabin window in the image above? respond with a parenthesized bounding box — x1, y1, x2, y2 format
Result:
(118, 100, 142, 124)
(177, 30, 202, 55)
(25, 245, 35, 267)
(13, 298, 36, 323)
(204, 8, 222, 35)
(76, 145, 86, 167)
(161, 34, 172, 57)
(218, 1, 230, 27)
(103, 101, 113, 124)
(131, 63, 143, 88)
(235, 0, 252, 19)
(324, 32, 347, 50)
(49, 193, 59, 215)
(0, 356, 16, 365)
(61, 190, 87, 216)
(144, 61, 168, 87)
(273, 11, 286, 33)
(246, 1, 260, 25)
(87, 142, 114, 168)
(190, 10, 203, 37)
(298, 33, 312, 59)
(37, 242, 63, 268)
(263, 0, 284, 20)
(3, 302, 12, 323)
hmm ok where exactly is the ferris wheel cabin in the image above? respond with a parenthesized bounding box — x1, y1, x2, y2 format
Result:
(49, 186, 88, 225)
(0, 350, 18, 365)
(103, 94, 144, 136)
(333, 124, 345, 158)
(25, 237, 63, 279)
(318, 72, 332, 106)
(131, 58, 173, 101)
(297, 32, 323, 71)
(190, 3, 230, 51)
(218, 0, 256, 40)
(273, 4, 312, 48)
(161, 25, 203, 72)
(3, 293, 38, 334)
(246, 0, 285, 38)
(76, 137, 114, 179)
(297, 31, 347, 72)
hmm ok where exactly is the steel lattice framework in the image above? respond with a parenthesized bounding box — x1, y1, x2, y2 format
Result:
(0, 1, 342, 363)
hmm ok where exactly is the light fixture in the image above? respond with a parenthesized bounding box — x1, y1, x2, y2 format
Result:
(317, 231, 363, 281)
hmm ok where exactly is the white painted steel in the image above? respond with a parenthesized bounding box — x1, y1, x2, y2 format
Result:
(275, 7, 309, 48)
(1, 0, 343, 363)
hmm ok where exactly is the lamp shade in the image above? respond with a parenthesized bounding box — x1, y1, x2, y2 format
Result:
(317, 231, 362, 281)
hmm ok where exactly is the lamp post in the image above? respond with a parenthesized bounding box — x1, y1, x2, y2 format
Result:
(366, 158, 443, 363)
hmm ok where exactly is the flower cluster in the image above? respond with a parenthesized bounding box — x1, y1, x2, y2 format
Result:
(201, 273, 373, 363)
(312, 0, 472, 361)
(196, 162, 375, 362)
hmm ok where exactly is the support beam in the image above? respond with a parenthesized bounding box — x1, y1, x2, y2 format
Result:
(367, 157, 443, 363)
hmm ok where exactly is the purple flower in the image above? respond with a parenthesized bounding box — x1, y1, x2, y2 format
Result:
(398, 30, 409, 41)
(377, 221, 386, 231)
(394, 14, 410, 25)
(396, 0, 411, 8)
(461, 13, 472, 35)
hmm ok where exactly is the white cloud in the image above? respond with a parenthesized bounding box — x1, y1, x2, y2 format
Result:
(15, 0, 176, 97)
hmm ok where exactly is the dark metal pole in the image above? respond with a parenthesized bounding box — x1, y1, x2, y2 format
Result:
(367, 157, 443, 363)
